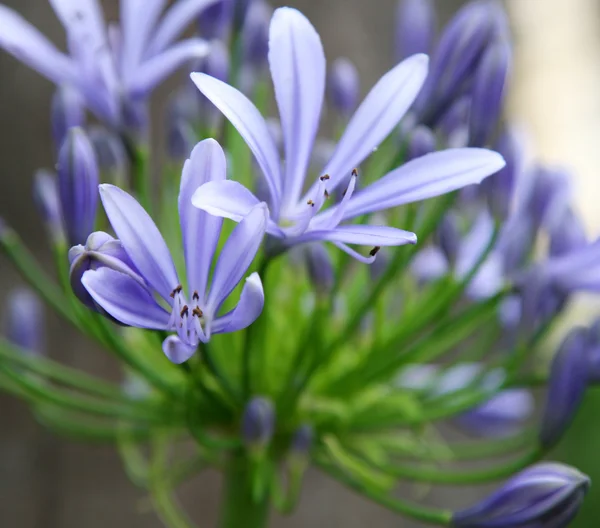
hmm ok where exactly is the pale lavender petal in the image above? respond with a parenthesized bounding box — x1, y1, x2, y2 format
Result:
(212, 273, 264, 333)
(0, 5, 77, 85)
(206, 204, 268, 313)
(331, 242, 376, 264)
(269, 7, 325, 210)
(298, 224, 417, 248)
(147, 0, 220, 55)
(179, 139, 226, 301)
(191, 179, 261, 221)
(49, 0, 107, 53)
(335, 148, 506, 221)
(190, 72, 282, 211)
(162, 335, 197, 364)
(82, 267, 170, 329)
(128, 39, 209, 97)
(317, 54, 429, 193)
(318, 173, 357, 230)
(99, 184, 178, 301)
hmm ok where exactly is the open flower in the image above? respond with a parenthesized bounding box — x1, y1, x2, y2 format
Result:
(0, 0, 218, 127)
(190, 7, 505, 263)
(80, 139, 267, 363)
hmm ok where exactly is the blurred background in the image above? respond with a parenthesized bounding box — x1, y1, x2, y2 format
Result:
(1, 0, 600, 526)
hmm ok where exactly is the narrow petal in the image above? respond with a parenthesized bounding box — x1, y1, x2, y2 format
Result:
(335, 148, 506, 221)
(317, 54, 429, 193)
(82, 268, 170, 329)
(162, 335, 197, 364)
(298, 224, 417, 247)
(147, 0, 220, 55)
(206, 204, 268, 313)
(49, 0, 107, 53)
(190, 72, 282, 211)
(212, 273, 265, 334)
(0, 5, 77, 85)
(318, 173, 357, 230)
(269, 7, 326, 210)
(99, 184, 178, 301)
(128, 39, 209, 97)
(179, 139, 226, 301)
(332, 242, 376, 264)
(191, 180, 262, 221)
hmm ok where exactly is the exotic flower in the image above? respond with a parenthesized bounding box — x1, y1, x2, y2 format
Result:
(0, 0, 217, 127)
(80, 139, 268, 363)
(191, 7, 505, 262)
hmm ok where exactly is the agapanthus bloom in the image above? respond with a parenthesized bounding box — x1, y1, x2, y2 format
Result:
(190, 7, 505, 262)
(0, 0, 218, 127)
(80, 139, 267, 363)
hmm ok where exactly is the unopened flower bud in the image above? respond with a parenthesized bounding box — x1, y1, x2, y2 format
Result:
(3, 288, 44, 355)
(57, 128, 99, 246)
(549, 207, 587, 257)
(540, 328, 589, 449)
(527, 165, 571, 232)
(242, 0, 270, 68)
(69, 231, 142, 310)
(33, 169, 64, 244)
(242, 397, 274, 449)
(327, 58, 360, 117)
(291, 424, 313, 456)
(88, 127, 128, 187)
(51, 85, 85, 148)
(198, 0, 233, 40)
(395, 0, 436, 60)
(468, 39, 511, 147)
(452, 462, 590, 527)
(406, 125, 435, 161)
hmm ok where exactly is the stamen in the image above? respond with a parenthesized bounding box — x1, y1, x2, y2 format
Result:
(352, 168, 359, 177)
(180, 305, 189, 318)
(170, 285, 183, 298)
(307, 199, 315, 207)
(192, 307, 203, 318)
(320, 174, 330, 181)
(192, 291, 200, 301)
(369, 246, 381, 257)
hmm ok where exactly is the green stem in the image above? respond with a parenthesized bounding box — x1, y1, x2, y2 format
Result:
(219, 451, 271, 528)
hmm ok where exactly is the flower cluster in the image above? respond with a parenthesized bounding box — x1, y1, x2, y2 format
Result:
(0, 1, 596, 527)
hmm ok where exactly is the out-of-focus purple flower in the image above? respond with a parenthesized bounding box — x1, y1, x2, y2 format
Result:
(57, 127, 99, 246)
(88, 126, 128, 186)
(290, 424, 313, 456)
(525, 165, 572, 232)
(3, 288, 44, 355)
(438, 97, 470, 144)
(69, 231, 141, 310)
(81, 139, 267, 364)
(406, 125, 436, 161)
(191, 7, 505, 263)
(242, 396, 274, 449)
(327, 58, 360, 117)
(242, 0, 270, 68)
(196, 40, 230, 129)
(197, 0, 232, 40)
(539, 328, 589, 449)
(51, 85, 85, 148)
(395, 0, 436, 61)
(304, 243, 334, 293)
(549, 207, 587, 257)
(437, 212, 461, 265)
(452, 462, 590, 527)
(587, 319, 600, 382)
(33, 169, 65, 244)
(167, 118, 196, 161)
(0, 0, 216, 127)
(468, 39, 511, 147)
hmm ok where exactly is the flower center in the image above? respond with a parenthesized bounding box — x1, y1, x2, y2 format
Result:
(169, 285, 206, 346)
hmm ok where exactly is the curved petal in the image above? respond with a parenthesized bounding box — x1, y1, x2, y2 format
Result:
(190, 72, 282, 212)
(128, 39, 209, 97)
(269, 7, 326, 211)
(162, 335, 197, 364)
(316, 53, 429, 193)
(99, 184, 178, 301)
(192, 180, 262, 222)
(206, 204, 268, 313)
(180, 139, 226, 301)
(49, 0, 107, 53)
(336, 148, 506, 221)
(298, 224, 417, 247)
(0, 5, 76, 85)
(212, 273, 265, 334)
(147, 0, 220, 55)
(82, 268, 170, 329)
(332, 242, 376, 264)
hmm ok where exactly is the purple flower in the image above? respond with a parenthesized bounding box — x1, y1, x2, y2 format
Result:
(242, 396, 275, 449)
(88, 126, 129, 186)
(3, 289, 44, 355)
(453, 462, 590, 527)
(0, 0, 217, 127)
(80, 139, 268, 364)
(190, 7, 505, 263)
(327, 58, 360, 116)
(395, 0, 436, 61)
(242, 0, 270, 68)
(406, 125, 436, 161)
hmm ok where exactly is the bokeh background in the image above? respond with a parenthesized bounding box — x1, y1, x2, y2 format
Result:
(1, 0, 600, 526)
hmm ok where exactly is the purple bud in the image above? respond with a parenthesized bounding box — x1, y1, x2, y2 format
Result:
(242, 0, 270, 67)
(453, 462, 590, 527)
(549, 207, 587, 257)
(438, 97, 470, 142)
(291, 424, 313, 456)
(327, 58, 360, 117)
(436, 212, 461, 265)
(526, 165, 571, 232)
(88, 127, 128, 187)
(304, 243, 334, 293)
(395, 0, 436, 60)
(198, 0, 233, 40)
(540, 328, 589, 449)
(233, 0, 254, 33)
(241, 397, 274, 449)
(68, 231, 142, 310)
(57, 128, 99, 246)
(33, 169, 64, 244)
(51, 86, 85, 148)
(3, 288, 44, 355)
(468, 39, 511, 147)
(406, 125, 436, 161)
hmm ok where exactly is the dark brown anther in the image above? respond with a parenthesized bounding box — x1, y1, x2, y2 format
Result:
(369, 246, 381, 257)
(192, 290, 200, 301)
(192, 307, 203, 318)
(170, 284, 183, 298)
(342, 188, 347, 197)
(307, 199, 315, 207)
(320, 174, 330, 181)
(180, 305, 189, 318)
(352, 168, 359, 177)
